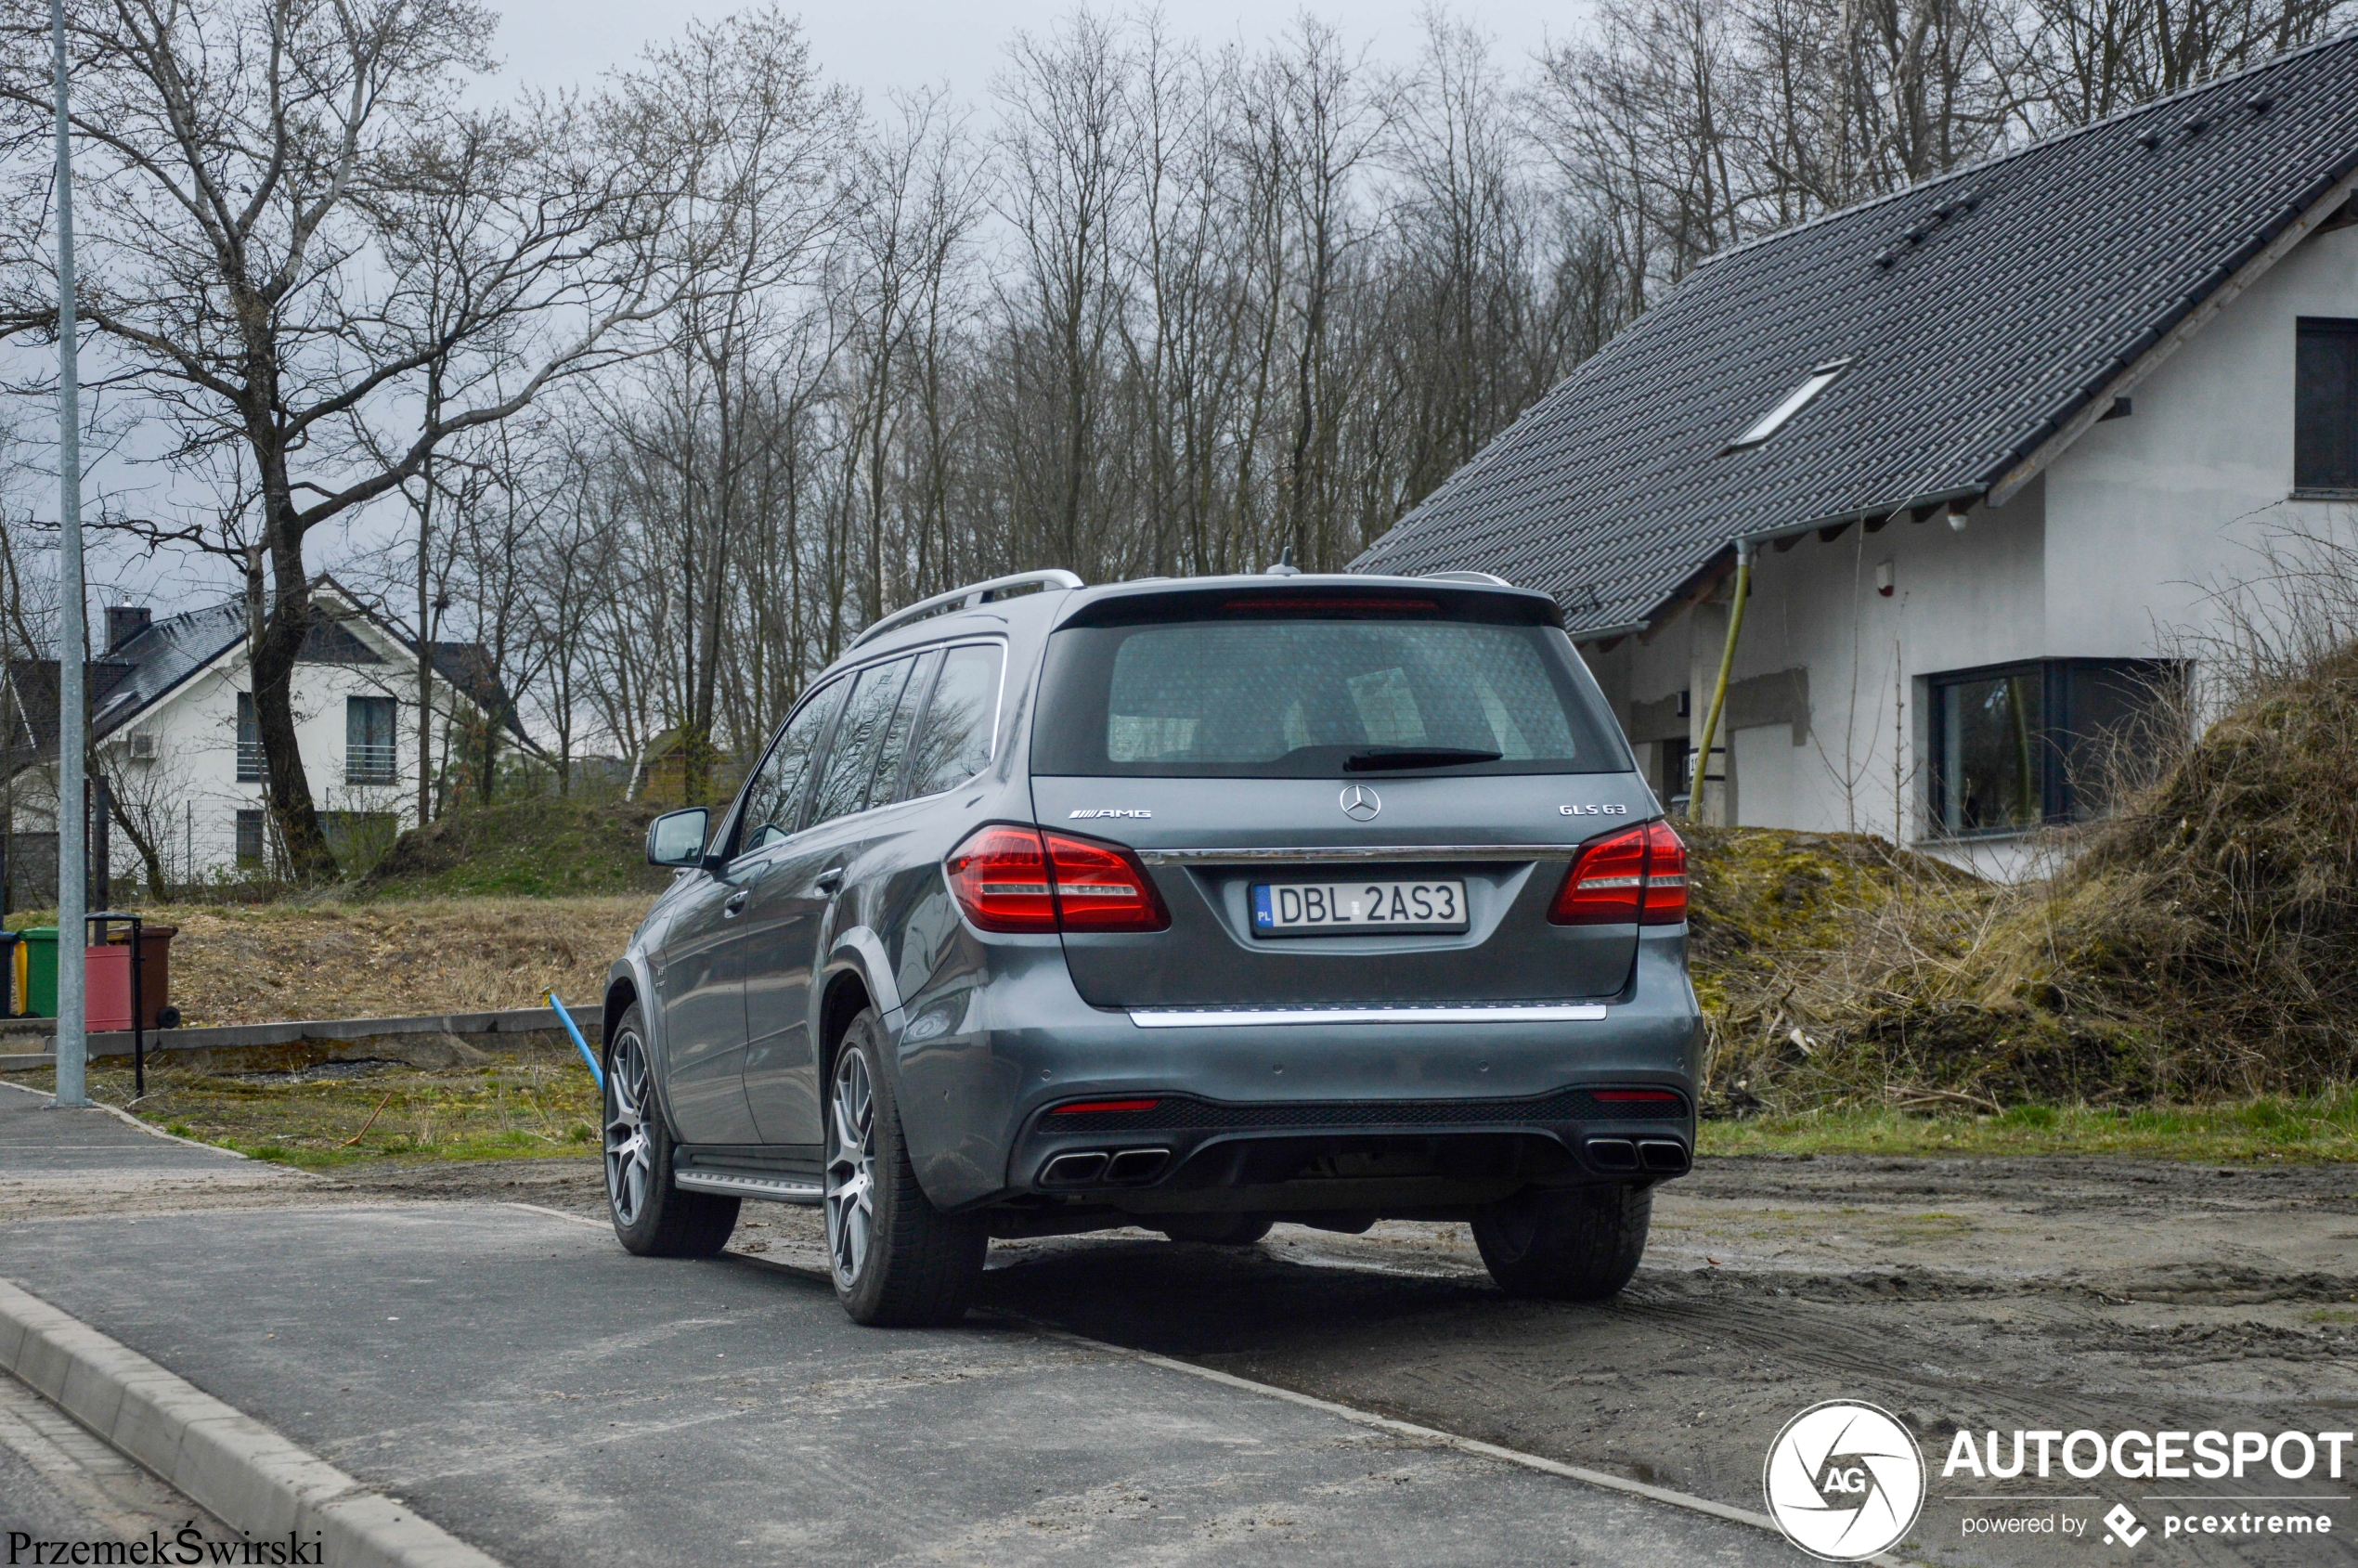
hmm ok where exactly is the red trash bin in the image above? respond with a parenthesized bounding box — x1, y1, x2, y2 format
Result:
(107, 923, 175, 1030)
(85, 941, 134, 1032)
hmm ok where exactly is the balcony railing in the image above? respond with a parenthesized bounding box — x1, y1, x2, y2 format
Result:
(345, 743, 399, 785)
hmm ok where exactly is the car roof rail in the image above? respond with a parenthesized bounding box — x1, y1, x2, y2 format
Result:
(849, 568, 1086, 650)
(1422, 570, 1514, 587)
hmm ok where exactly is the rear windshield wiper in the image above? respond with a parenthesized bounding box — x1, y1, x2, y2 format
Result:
(1341, 745, 1504, 772)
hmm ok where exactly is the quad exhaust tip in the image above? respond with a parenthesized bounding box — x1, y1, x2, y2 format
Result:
(1041, 1151, 1109, 1186)
(1585, 1136, 1690, 1175)
(1106, 1148, 1171, 1184)
(1040, 1148, 1172, 1187)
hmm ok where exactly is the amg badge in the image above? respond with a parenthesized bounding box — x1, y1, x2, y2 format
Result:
(1069, 809, 1152, 820)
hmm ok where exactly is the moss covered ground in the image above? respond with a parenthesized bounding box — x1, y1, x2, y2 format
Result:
(6, 1043, 602, 1171)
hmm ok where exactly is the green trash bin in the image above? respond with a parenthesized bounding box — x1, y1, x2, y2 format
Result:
(18, 927, 57, 1018)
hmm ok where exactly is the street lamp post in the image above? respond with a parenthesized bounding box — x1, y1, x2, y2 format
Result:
(50, 0, 87, 1108)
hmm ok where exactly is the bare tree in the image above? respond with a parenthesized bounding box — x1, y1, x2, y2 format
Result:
(0, 0, 678, 876)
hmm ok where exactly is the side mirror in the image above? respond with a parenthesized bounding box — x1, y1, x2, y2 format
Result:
(646, 808, 711, 868)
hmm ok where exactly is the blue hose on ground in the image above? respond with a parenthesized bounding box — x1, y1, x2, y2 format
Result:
(545, 990, 604, 1091)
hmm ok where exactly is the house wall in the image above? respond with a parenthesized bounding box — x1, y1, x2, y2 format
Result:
(113, 651, 421, 881)
(16, 615, 453, 887)
(1585, 219, 2358, 875)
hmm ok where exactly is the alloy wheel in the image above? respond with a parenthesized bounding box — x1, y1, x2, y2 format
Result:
(605, 1030, 654, 1226)
(825, 1049, 877, 1288)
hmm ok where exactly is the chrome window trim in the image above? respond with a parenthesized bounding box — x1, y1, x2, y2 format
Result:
(1134, 843, 1579, 866)
(1127, 1002, 1610, 1028)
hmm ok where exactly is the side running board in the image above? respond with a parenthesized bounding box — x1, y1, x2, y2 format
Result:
(674, 1168, 823, 1204)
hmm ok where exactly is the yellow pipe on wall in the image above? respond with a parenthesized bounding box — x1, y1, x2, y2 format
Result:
(1686, 539, 1754, 823)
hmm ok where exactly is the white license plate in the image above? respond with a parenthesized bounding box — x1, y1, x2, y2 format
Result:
(1251, 879, 1468, 935)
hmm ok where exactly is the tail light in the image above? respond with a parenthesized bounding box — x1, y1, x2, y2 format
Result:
(1550, 819, 1689, 927)
(1043, 831, 1170, 930)
(1639, 820, 1688, 925)
(944, 825, 1057, 931)
(946, 825, 1170, 934)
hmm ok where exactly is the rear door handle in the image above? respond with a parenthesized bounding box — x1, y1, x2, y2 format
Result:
(814, 867, 844, 894)
(723, 889, 750, 918)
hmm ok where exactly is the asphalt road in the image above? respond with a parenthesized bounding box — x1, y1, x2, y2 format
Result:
(0, 1189, 1793, 1566)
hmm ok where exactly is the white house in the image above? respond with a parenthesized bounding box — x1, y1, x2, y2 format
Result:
(3, 578, 510, 886)
(1355, 36, 2358, 876)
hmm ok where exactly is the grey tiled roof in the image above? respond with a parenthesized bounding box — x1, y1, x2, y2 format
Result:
(89, 602, 247, 737)
(1352, 33, 2358, 637)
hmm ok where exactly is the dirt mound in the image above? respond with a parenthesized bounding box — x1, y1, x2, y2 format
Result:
(1706, 647, 2358, 1110)
(364, 797, 673, 899)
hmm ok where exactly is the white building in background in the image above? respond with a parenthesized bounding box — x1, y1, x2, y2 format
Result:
(2, 578, 511, 887)
(1354, 37, 2358, 876)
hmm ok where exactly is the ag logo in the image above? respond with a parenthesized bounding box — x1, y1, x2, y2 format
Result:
(1762, 1400, 1924, 1562)
(1339, 784, 1380, 822)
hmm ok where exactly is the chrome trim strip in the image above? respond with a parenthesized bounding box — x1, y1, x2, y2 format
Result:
(1127, 1003, 1610, 1029)
(1134, 844, 1577, 866)
(676, 1171, 823, 1203)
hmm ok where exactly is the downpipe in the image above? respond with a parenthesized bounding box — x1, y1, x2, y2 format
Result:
(1686, 538, 1753, 823)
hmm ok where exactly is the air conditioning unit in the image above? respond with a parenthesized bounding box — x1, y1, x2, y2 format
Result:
(126, 732, 157, 760)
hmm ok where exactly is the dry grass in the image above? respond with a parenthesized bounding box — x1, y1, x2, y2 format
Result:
(11, 895, 655, 1026)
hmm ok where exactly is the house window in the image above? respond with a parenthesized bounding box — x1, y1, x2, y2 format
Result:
(235, 693, 262, 783)
(235, 809, 266, 868)
(346, 696, 398, 784)
(1656, 738, 1692, 806)
(1726, 359, 1849, 450)
(2296, 317, 2358, 493)
(1925, 660, 2181, 837)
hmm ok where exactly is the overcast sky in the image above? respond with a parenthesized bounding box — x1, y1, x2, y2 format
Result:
(491, 1, 1582, 101)
(72, 1, 1586, 618)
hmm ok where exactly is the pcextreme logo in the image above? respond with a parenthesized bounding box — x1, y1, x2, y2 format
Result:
(1763, 1400, 1927, 1562)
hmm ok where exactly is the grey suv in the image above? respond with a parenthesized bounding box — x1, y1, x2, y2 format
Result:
(603, 569, 1700, 1326)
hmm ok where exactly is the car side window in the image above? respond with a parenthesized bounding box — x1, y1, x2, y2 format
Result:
(804, 656, 916, 829)
(864, 650, 940, 811)
(901, 642, 1005, 797)
(736, 678, 846, 856)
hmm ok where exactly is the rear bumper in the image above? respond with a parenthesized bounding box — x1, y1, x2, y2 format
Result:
(1012, 1083, 1694, 1217)
(889, 927, 1702, 1211)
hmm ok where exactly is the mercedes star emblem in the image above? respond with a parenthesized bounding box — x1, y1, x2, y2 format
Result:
(1340, 784, 1381, 822)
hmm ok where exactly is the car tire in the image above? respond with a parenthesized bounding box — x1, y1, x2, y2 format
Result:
(1157, 1213, 1275, 1246)
(1472, 1183, 1651, 1300)
(825, 1009, 988, 1327)
(603, 1004, 740, 1258)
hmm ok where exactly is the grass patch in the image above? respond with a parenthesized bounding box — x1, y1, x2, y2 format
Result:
(7, 1045, 602, 1171)
(1700, 1090, 2358, 1162)
(362, 797, 674, 899)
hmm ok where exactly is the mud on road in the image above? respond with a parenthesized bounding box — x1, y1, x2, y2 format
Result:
(26, 1151, 2358, 1565)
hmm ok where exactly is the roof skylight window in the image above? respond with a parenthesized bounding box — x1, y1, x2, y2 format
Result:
(1726, 358, 1850, 450)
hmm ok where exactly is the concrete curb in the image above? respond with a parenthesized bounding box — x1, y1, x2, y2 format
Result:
(0, 1277, 504, 1568)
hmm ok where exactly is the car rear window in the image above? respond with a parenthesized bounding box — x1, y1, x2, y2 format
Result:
(1032, 616, 1627, 777)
